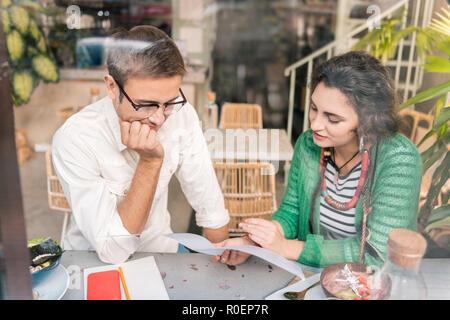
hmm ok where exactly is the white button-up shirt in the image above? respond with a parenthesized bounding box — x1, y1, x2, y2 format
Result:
(52, 97, 229, 264)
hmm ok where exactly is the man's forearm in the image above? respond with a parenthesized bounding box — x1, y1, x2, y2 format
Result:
(118, 159, 162, 234)
(204, 224, 229, 243)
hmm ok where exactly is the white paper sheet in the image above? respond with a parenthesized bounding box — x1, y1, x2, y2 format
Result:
(83, 256, 169, 300)
(166, 233, 305, 280)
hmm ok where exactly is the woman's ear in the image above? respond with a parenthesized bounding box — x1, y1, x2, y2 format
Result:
(104, 75, 117, 100)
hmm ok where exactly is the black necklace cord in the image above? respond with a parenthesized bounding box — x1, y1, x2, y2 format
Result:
(331, 148, 360, 173)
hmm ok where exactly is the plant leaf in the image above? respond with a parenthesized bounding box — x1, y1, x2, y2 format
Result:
(417, 128, 437, 147)
(425, 216, 450, 233)
(443, 128, 450, 144)
(425, 56, 450, 73)
(419, 151, 450, 229)
(398, 81, 450, 110)
(422, 146, 446, 173)
(433, 107, 450, 130)
(426, 204, 450, 225)
(436, 37, 450, 57)
(426, 152, 450, 206)
(421, 136, 448, 173)
(435, 93, 449, 116)
(416, 30, 436, 58)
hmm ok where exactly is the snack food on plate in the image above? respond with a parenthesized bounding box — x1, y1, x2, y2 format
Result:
(28, 237, 63, 273)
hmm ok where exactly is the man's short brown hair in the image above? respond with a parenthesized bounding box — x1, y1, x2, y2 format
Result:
(106, 25, 186, 88)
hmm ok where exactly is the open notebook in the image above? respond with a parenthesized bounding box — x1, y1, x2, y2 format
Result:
(83, 256, 169, 300)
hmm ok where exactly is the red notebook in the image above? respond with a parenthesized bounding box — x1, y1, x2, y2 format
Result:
(87, 270, 121, 300)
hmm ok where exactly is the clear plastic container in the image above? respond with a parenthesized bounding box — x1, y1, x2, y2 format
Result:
(369, 229, 428, 300)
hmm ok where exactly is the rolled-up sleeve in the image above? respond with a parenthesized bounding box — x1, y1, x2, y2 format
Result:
(52, 128, 139, 264)
(174, 106, 230, 229)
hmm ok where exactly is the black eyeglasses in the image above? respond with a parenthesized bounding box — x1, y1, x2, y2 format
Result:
(113, 77, 187, 116)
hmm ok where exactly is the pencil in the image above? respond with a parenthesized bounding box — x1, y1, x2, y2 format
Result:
(118, 266, 130, 300)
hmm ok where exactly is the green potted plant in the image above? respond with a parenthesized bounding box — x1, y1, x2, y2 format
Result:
(2, 0, 59, 106)
(353, 6, 449, 251)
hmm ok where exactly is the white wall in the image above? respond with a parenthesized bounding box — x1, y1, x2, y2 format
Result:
(13, 79, 106, 147)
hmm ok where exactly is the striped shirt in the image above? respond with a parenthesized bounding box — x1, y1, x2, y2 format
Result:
(319, 161, 362, 240)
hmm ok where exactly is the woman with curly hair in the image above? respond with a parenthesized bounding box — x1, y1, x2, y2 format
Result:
(214, 50, 422, 268)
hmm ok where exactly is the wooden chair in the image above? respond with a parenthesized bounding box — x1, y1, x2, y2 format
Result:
(213, 162, 277, 236)
(45, 150, 71, 248)
(219, 103, 263, 129)
(398, 109, 434, 145)
(15, 129, 34, 165)
(56, 106, 83, 125)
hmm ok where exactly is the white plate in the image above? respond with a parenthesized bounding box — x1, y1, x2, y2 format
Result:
(32, 264, 70, 300)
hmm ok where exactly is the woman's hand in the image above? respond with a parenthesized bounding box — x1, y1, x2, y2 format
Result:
(211, 236, 254, 266)
(239, 218, 305, 260)
(239, 218, 287, 257)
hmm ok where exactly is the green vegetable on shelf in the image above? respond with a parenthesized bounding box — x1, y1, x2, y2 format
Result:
(6, 29, 25, 63)
(3, 3, 60, 106)
(32, 54, 59, 83)
(27, 45, 38, 58)
(9, 5, 30, 35)
(12, 70, 34, 104)
(1, 0, 12, 8)
(2, 10, 10, 33)
(28, 18, 39, 40)
(35, 32, 47, 53)
(28, 19, 46, 52)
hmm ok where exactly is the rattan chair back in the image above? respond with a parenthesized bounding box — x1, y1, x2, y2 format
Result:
(399, 109, 434, 144)
(213, 162, 277, 236)
(45, 150, 71, 212)
(219, 103, 263, 129)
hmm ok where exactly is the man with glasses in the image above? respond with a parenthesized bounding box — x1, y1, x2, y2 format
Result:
(52, 26, 230, 264)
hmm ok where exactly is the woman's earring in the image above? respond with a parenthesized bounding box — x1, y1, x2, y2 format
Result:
(359, 137, 364, 154)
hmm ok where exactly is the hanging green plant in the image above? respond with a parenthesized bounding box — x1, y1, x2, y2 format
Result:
(6, 29, 25, 63)
(354, 5, 450, 247)
(12, 70, 34, 104)
(32, 54, 59, 83)
(2, 10, 11, 33)
(9, 5, 29, 35)
(2, 0, 60, 106)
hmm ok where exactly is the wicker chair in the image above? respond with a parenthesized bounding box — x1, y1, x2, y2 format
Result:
(398, 109, 434, 145)
(213, 162, 277, 236)
(45, 150, 71, 248)
(219, 103, 263, 129)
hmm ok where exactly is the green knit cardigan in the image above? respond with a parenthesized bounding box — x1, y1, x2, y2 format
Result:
(270, 129, 422, 268)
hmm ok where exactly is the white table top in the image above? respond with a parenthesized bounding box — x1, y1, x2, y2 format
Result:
(59, 251, 450, 300)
